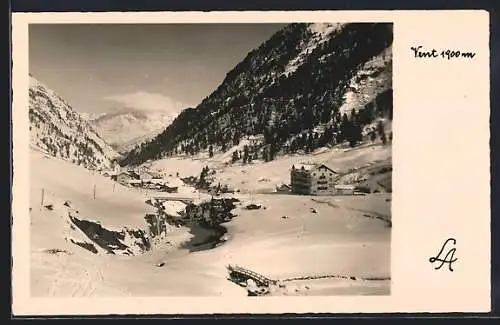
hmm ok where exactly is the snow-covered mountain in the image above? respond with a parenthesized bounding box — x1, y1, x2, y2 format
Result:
(122, 22, 393, 166)
(29, 75, 120, 170)
(81, 110, 178, 154)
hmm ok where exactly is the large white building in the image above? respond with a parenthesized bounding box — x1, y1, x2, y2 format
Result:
(290, 163, 356, 196)
(290, 163, 338, 195)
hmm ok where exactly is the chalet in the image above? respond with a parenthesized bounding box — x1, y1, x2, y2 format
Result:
(116, 172, 134, 184)
(144, 182, 161, 190)
(139, 171, 154, 182)
(150, 170, 163, 179)
(290, 163, 338, 195)
(127, 179, 143, 188)
(162, 185, 179, 193)
(276, 183, 291, 193)
(101, 170, 116, 177)
(127, 170, 141, 180)
(333, 184, 356, 196)
(150, 178, 165, 185)
(102, 163, 121, 177)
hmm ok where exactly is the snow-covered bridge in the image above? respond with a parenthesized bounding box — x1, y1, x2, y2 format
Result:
(227, 264, 278, 287)
(149, 196, 196, 204)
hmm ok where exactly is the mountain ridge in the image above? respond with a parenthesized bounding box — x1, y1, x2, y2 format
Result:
(29, 75, 120, 170)
(82, 109, 179, 153)
(120, 22, 394, 166)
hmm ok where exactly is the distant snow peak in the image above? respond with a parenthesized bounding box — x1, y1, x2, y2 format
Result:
(88, 91, 190, 153)
(85, 109, 177, 154)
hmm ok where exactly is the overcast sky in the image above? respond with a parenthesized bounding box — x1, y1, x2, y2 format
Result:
(29, 23, 285, 114)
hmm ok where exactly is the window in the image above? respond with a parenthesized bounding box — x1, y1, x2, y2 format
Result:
(318, 186, 328, 191)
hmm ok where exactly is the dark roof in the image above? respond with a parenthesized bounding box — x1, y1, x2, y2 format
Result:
(291, 163, 338, 174)
(317, 164, 338, 174)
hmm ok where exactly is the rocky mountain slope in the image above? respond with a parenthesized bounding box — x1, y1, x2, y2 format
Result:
(82, 110, 178, 154)
(29, 75, 120, 170)
(121, 22, 393, 166)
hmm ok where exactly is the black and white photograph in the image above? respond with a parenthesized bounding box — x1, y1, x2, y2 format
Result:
(28, 21, 394, 297)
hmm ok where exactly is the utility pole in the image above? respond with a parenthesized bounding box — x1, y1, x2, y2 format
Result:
(155, 201, 162, 238)
(40, 188, 45, 206)
(157, 209, 161, 238)
(93, 184, 96, 200)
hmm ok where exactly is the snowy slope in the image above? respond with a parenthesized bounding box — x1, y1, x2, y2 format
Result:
(29, 75, 120, 170)
(82, 110, 178, 153)
(283, 23, 344, 76)
(30, 147, 390, 297)
(339, 46, 392, 114)
(151, 142, 392, 194)
(30, 148, 200, 296)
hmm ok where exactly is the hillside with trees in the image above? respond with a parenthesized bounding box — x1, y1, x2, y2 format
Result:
(121, 23, 393, 167)
(29, 75, 120, 170)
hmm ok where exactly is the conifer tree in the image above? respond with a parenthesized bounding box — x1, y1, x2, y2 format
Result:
(269, 142, 277, 161)
(231, 151, 239, 163)
(263, 147, 269, 162)
(243, 145, 249, 164)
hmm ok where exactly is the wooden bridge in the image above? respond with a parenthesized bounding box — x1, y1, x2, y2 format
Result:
(227, 264, 278, 287)
(149, 196, 196, 204)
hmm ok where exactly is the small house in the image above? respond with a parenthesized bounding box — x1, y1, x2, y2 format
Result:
(162, 185, 179, 193)
(150, 178, 165, 185)
(145, 182, 163, 190)
(116, 172, 133, 184)
(276, 183, 291, 193)
(333, 184, 356, 196)
(127, 179, 143, 188)
(127, 170, 141, 180)
(139, 171, 154, 182)
(101, 170, 113, 177)
(102, 169, 119, 178)
(149, 170, 163, 179)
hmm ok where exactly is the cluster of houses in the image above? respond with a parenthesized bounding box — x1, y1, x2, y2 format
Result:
(101, 165, 179, 193)
(290, 163, 356, 196)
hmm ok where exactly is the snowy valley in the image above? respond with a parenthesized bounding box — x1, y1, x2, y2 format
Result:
(29, 22, 393, 298)
(30, 142, 391, 297)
